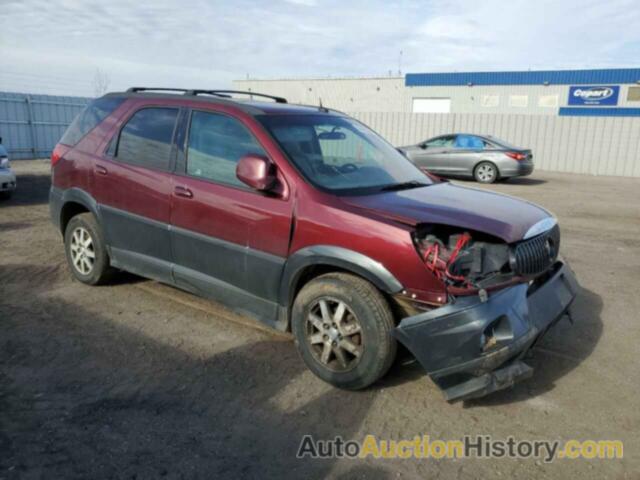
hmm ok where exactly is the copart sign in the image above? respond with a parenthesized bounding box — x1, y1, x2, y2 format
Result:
(568, 85, 620, 105)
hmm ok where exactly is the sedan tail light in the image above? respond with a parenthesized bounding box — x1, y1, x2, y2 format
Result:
(505, 152, 526, 161)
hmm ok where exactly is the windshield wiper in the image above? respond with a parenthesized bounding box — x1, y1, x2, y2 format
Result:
(379, 180, 430, 192)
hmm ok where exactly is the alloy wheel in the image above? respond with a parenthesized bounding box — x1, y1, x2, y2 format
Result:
(69, 226, 95, 275)
(305, 297, 364, 372)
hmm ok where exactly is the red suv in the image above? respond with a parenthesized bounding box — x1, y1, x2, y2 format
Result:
(50, 88, 579, 401)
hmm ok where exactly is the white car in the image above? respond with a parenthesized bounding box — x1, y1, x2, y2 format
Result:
(0, 137, 16, 199)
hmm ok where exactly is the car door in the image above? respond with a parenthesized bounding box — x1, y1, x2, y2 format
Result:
(92, 105, 180, 283)
(445, 134, 487, 175)
(410, 135, 456, 173)
(169, 108, 293, 326)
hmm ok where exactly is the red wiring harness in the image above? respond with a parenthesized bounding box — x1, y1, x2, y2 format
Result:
(421, 233, 472, 285)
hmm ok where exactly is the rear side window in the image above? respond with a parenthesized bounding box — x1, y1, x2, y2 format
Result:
(186, 111, 266, 187)
(60, 97, 125, 146)
(454, 135, 485, 149)
(115, 108, 179, 171)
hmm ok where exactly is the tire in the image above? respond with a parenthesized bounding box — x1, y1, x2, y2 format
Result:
(474, 161, 499, 184)
(64, 212, 114, 285)
(291, 272, 397, 390)
(0, 191, 12, 200)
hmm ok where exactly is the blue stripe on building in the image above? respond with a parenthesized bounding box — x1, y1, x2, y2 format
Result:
(405, 68, 640, 87)
(559, 107, 640, 117)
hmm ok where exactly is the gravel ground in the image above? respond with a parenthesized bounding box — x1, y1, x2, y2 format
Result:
(1, 160, 639, 479)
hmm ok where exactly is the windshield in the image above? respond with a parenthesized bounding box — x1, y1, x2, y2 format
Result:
(258, 114, 431, 194)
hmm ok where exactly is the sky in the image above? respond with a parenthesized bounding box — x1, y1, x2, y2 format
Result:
(1, 0, 639, 97)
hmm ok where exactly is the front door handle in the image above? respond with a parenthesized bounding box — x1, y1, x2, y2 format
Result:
(95, 165, 108, 176)
(174, 186, 193, 198)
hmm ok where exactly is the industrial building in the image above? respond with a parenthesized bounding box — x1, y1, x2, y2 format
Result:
(234, 68, 640, 116)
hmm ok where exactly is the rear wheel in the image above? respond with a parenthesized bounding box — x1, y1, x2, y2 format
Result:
(0, 191, 12, 200)
(64, 213, 114, 285)
(474, 161, 498, 183)
(291, 272, 397, 390)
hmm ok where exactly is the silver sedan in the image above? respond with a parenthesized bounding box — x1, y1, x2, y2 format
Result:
(399, 134, 534, 183)
(0, 140, 16, 199)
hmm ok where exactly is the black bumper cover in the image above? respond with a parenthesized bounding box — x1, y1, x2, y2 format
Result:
(392, 261, 579, 402)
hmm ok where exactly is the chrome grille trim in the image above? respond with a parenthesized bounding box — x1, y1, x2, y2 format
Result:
(511, 224, 560, 276)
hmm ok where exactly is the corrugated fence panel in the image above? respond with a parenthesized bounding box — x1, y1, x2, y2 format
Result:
(1, 91, 638, 176)
(0, 91, 91, 159)
(351, 111, 640, 177)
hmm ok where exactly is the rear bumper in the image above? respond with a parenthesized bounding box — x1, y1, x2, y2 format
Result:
(501, 161, 534, 177)
(392, 261, 579, 401)
(0, 169, 16, 191)
(49, 186, 63, 231)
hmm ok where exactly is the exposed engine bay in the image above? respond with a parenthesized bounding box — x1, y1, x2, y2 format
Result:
(413, 223, 560, 294)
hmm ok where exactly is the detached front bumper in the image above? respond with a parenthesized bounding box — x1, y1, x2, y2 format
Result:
(392, 261, 579, 402)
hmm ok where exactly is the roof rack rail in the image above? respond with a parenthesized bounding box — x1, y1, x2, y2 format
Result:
(186, 90, 288, 104)
(126, 87, 288, 104)
(127, 87, 191, 93)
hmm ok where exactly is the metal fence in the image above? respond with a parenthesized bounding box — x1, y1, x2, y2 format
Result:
(351, 112, 640, 177)
(0, 91, 91, 159)
(1, 90, 638, 177)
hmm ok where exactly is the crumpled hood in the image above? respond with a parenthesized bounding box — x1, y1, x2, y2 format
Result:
(340, 183, 551, 243)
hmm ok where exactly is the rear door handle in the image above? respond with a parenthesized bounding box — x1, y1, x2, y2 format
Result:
(174, 186, 193, 198)
(95, 165, 108, 176)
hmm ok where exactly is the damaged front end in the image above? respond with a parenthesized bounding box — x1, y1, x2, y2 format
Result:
(393, 221, 578, 402)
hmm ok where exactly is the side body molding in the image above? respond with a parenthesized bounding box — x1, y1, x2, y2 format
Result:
(278, 245, 404, 309)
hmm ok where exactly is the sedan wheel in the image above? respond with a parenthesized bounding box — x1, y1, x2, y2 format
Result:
(474, 162, 498, 183)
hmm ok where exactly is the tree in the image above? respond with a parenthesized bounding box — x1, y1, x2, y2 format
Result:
(92, 68, 110, 97)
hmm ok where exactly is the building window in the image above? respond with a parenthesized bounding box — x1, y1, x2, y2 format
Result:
(627, 87, 640, 101)
(412, 98, 451, 113)
(538, 94, 559, 108)
(481, 95, 499, 107)
(509, 95, 529, 108)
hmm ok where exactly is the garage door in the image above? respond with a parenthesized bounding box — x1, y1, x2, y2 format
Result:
(412, 98, 451, 113)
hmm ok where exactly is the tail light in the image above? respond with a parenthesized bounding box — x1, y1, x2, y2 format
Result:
(505, 152, 526, 161)
(51, 143, 70, 168)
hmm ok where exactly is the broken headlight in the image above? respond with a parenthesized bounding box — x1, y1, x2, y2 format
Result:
(413, 225, 512, 289)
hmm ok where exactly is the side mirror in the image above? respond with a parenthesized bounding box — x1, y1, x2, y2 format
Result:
(236, 154, 278, 191)
(420, 143, 428, 149)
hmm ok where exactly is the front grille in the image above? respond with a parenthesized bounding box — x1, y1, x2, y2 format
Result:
(511, 224, 560, 276)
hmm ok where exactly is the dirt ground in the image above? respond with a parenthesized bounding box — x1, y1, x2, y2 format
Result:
(1, 160, 639, 479)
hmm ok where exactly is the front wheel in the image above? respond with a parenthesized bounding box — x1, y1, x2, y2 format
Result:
(474, 161, 499, 183)
(291, 272, 397, 390)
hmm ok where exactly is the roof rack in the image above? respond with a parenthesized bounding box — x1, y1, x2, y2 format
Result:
(126, 87, 191, 93)
(185, 89, 288, 104)
(126, 87, 288, 104)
